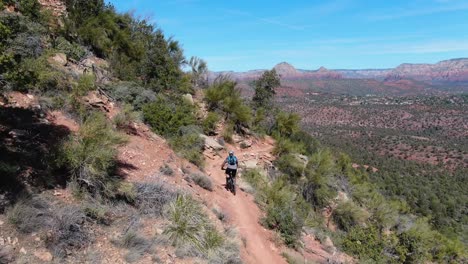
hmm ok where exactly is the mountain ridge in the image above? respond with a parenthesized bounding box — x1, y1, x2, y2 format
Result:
(210, 58, 468, 84)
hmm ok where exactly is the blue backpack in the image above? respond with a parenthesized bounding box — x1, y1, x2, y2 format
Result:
(228, 155, 237, 165)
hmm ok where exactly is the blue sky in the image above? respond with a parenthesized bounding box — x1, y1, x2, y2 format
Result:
(108, 0, 468, 71)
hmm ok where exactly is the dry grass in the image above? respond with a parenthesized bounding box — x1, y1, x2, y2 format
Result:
(134, 182, 177, 217)
(191, 173, 213, 191)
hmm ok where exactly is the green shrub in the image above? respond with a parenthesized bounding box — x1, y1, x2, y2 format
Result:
(58, 112, 126, 196)
(5, 55, 67, 92)
(260, 179, 309, 247)
(202, 111, 220, 135)
(272, 111, 301, 138)
(302, 149, 337, 209)
(342, 226, 384, 262)
(191, 173, 213, 191)
(170, 126, 204, 167)
(204, 77, 252, 128)
(275, 153, 306, 183)
(73, 73, 96, 96)
(55, 37, 87, 61)
(252, 69, 281, 108)
(143, 95, 196, 137)
(273, 137, 305, 156)
(332, 201, 369, 232)
(242, 169, 268, 190)
(113, 104, 141, 132)
(105, 82, 156, 110)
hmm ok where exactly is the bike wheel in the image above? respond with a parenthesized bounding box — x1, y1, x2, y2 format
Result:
(231, 178, 236, 195)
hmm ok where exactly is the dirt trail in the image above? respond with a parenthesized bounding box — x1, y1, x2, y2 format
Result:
(204, 142, 288, 264)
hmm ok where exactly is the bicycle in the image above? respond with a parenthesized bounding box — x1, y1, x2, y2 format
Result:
(222, 167, 236, 195)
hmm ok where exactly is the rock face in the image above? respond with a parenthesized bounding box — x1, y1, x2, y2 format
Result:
(274, 62, 299, 77)
(38, 0, 67, 16)
(385, 58, 468, 83)
(199, 134, 224, 151)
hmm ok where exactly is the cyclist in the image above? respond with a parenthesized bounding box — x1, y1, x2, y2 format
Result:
(221, 150, 238, 189)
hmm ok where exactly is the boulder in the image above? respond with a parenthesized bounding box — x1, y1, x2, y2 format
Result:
(182, 94, 194, 105)
(239, 140, 252, 149)
(0, 245, 15, 263)
(34, 249, 53, 262)
(242, 160, 259, 170)
(82, 56, 109, 69)
(232, 134, 243, 143)
(48, 53, 67, 66)
(199, 134, 224, 151)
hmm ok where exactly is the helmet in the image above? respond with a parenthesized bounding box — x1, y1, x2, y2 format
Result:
(229, 151, 234, 156)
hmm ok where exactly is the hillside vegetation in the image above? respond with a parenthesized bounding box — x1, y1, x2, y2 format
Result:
(0, 0, 466, 263)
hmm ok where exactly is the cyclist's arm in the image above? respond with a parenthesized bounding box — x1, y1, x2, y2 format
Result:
(221, 159, 227, 169)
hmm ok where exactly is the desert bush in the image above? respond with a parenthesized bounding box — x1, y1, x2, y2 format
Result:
(46, 205, 89, 258)
(113, 104, 141, 132)
(55, 36, 87, 61)
(222, 123, 234, 143)
(82, 202, 112, 225)
(207, 240, 242, 264)
(7, 196, 89, 257)
(104, 181, 137, 203)
(105, 82, 157, 110)
(58, 112, 126, 196)
(191, 173, 213, 191)
(112, 230, 153, 263)
(332, 201, 369, 232)
(160, 163, 174, 176)
(202, 111, 220, 135)
(165, 196, 238, 261)
(134, 182, 177, 217)
(164, 195, 207, 249)
(212, 206, 227, 222)
(6, 196, 53, 233)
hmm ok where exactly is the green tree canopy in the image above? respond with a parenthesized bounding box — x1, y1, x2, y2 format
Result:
(252, 69, 281, 107)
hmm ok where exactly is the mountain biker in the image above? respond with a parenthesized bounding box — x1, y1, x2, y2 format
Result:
(221, 150, 238, 188)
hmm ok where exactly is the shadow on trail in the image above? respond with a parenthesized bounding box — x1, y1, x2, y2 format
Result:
(0, 106, 72, 211)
